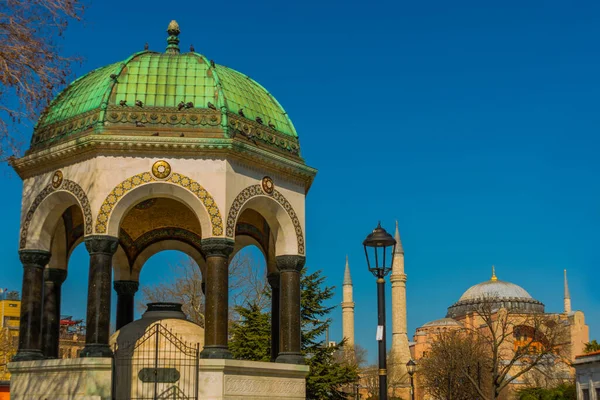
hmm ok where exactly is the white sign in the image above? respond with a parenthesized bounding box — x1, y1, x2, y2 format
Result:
(376, 325, 384, 341)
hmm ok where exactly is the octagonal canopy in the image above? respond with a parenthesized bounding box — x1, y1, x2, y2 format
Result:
(30, 20, 297, 152)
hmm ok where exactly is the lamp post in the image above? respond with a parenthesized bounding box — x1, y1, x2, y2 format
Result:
(363, 222, 396, 400)
(406, 359, 417, 400)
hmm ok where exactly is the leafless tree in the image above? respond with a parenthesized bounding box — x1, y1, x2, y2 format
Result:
(469, 296, 571, 400)
(418, 330, 490, 400)
(138, 251, 269, 327)
(359, 364, 380, 400)
(0, 0, 84, 158)
(419, 296, 571, 400)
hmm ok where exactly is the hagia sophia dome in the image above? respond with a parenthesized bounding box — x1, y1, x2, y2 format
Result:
(445, 267, 545, 319)
(27, 20, 300, 157)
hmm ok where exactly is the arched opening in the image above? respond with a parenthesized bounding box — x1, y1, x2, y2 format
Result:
(103, 181, 213, 239)
(111, 196, 205, 330)
(229, 208, 278, 360)
(34, 202, 89, 360)
(136, 250, 205, 326)
(230, 193, 302, 257)
(23, 190, 87, 251)
(59, 241, 91, 359)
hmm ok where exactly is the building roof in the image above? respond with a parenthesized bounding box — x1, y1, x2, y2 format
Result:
(421, 318, 463, 328)
(446, 267, 545, 319)
(458, 279, 533, 302)
(30, 21, 297, 151)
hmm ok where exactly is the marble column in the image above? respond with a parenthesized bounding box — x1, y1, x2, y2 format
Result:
(41, 268, 67, 359)
(80, 236, 118, 358)
(267, 271, 280, 362)
(276, 255, 305, 365)
(13, 250, 51, 361)
(200, 238, 234, 359)
(114, 280, 139, 330)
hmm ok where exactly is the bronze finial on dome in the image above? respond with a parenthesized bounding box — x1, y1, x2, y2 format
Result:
(166, 20, 180, 54)
(491, 265, 497, 281)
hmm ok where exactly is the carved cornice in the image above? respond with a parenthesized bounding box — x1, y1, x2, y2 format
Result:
(114, 280, 140, 296)
(201, 238, 234, 258)
(227, 113, 300, 155)
(276, 255, 305, 272)
(44, 268, 67, 284)
(30, 108, 101, 149)
(19, 250, 52, 269)
(12, 134, 317, 191)
(84, 235, 119, 255)
(104, 106, 222, 128)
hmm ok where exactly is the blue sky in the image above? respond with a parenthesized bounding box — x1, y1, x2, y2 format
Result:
(1, 0, 599, 364)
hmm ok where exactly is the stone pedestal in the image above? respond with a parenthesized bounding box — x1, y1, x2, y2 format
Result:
(198, 359, 309, 399)
(8, 358, 112, 400)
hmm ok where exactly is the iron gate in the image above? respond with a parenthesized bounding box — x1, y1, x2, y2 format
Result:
(113, 323, 200, 400)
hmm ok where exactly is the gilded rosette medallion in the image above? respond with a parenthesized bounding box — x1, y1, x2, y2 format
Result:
(52, 170, 63, 188)
(152, 160, 171, 179)
(261, 176, 274, 195)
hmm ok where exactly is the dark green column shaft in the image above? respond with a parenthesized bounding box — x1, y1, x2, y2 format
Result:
(276, 255, 305, 365)
(81, 236, 118, 358)
(13, 250, 51, 361)
(200, 238, 234, 359)
(41, 268, 67, 359)
(267, 272, 280, 362)
(114, 280, 139, 330)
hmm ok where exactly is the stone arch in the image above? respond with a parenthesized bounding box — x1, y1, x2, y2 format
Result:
(20, 173, 93, 250)
(226, 184, 304, 255)
(94, 170, 223, 237)
(232, 224, 277, 275)
(131, 240, 206, 281)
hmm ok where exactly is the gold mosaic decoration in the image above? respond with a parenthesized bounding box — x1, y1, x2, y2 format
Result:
(226, 184, 304, 254)
(151, 160, 171, 180)
(261, 176, 274, 195)
(20, 178, 93, 249)
(95, 170, 223, 236)
(51, 170, 63, 188)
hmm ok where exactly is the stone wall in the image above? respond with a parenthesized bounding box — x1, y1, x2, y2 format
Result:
(8, 358, 112, 400)
(198, 359, 309, 400)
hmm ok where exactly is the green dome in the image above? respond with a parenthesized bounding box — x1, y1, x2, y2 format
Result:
(30, 28, 297, 151)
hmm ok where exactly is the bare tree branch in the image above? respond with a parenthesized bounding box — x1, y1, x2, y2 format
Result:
(0, 0, 84, 159)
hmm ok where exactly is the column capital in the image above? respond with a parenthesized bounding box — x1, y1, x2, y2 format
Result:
(276, 255, 305, 272)
(201, 238, 234, 258)
(84, 235, 118, 255)
(44, 268, 67, 284)
(19, 249, 51, 269)
(267, 271, 280, 289)
(114, 280, 139, 296)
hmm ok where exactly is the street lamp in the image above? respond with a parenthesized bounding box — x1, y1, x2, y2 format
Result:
(406, 359, 417, 400)
(363, 222, 396, 400)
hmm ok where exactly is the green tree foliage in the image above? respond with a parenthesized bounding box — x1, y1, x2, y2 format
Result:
(229, 302, 271, 362)
(584, 339, 600, 353)
(229, 266, 358, 399)
(517, 383, 576, 400)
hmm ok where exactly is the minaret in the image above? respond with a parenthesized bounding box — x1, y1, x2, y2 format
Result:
(390, 221, 411, 380)
(564, 269, 571, 314)
(342, 255, 355, 348)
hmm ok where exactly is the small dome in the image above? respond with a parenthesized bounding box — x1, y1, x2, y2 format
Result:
(421, 318, 463, 328)
(459, 280, 533, 302)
